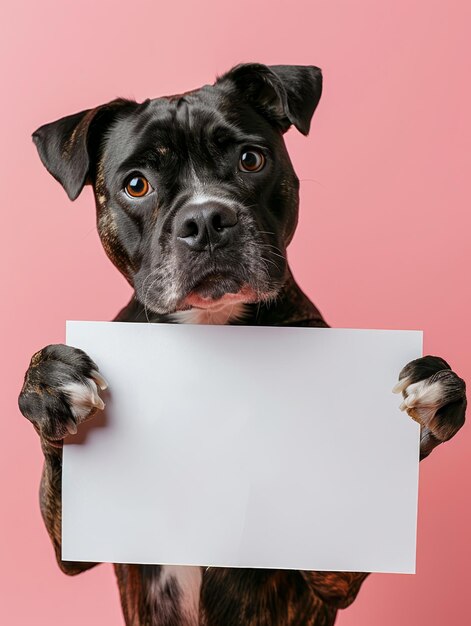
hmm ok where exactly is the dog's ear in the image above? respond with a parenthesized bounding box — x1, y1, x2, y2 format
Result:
(216, 63, 322, 136)
(32, 98, 137, 200)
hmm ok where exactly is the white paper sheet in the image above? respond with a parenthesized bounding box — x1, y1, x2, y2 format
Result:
(63, 322, 422, 573)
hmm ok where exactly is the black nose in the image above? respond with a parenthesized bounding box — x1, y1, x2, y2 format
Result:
(175, 202, 239, 251)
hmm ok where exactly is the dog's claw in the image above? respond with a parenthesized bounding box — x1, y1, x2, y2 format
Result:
(404, 393, 417, 408)
(65, 418, 78, 435)
(392, 377, 411, 394)
(91, 370, 108, 390)
(93, 395, 105, 411)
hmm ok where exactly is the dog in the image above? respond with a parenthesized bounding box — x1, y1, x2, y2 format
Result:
(18, 63, 467, 626)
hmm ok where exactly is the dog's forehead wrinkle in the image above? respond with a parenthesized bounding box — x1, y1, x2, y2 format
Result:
(146, 99, 244, 147)
(102, 97, 278, 190)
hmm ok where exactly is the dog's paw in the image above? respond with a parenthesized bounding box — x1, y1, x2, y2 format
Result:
(393, 356, 466, 456)
(18, 344, 107, 446)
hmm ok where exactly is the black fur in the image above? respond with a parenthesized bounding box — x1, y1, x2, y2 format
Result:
(19, 63, 466, 626)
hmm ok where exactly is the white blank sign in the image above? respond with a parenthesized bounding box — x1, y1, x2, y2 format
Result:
(63, 322, 422, 574)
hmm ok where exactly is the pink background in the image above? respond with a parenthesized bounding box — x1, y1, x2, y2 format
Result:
(1, 1, 470, 624)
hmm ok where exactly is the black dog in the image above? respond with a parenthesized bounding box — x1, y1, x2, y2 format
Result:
(19, 63, 467, 626)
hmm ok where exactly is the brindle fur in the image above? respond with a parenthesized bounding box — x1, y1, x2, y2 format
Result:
(19, 63, 466, 625)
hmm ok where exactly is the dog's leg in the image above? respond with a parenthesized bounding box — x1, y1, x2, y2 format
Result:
(19, 343, 202, 623)
(392, 355, 466, 460)
(299, 571, 369, 611)
(18, 344, 107, 574)
(37, 441, 98, 575)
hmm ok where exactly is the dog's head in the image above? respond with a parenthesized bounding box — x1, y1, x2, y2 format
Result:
(33, 63, 322, 316)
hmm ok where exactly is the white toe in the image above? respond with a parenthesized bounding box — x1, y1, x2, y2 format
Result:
(392, 377, 411, 394)
(60, 379, 105, 420)
(65, 417, 78, 435)
(91, 370, 108, 391)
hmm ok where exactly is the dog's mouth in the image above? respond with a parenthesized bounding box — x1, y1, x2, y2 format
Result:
(139, 241, 287, 315)
(177, 273, 259, 311)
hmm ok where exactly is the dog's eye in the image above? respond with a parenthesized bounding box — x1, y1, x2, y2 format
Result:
(239, 150, 266, 173)
(124, 175, 152, 198)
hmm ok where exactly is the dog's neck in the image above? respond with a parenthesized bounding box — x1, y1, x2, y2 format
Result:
(115, 271, 328, 328)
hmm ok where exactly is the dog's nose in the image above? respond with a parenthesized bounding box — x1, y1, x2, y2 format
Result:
(175, 202, 239, 251)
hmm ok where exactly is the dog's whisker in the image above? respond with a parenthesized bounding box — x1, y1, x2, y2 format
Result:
(261, 242, 284, 253)
(143, 281, 160, 323)
(257, 230, 277, 237)
(80, 226, 99, 241)
(299, 177, 325, 188)
(261, 245, 285, 261)
(141, 268, 165, 323)
(260, 255, 281, 274)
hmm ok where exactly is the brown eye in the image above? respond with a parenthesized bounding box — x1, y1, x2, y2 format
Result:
(125, 175, 151, 198)
(239, 150, 266, 172)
